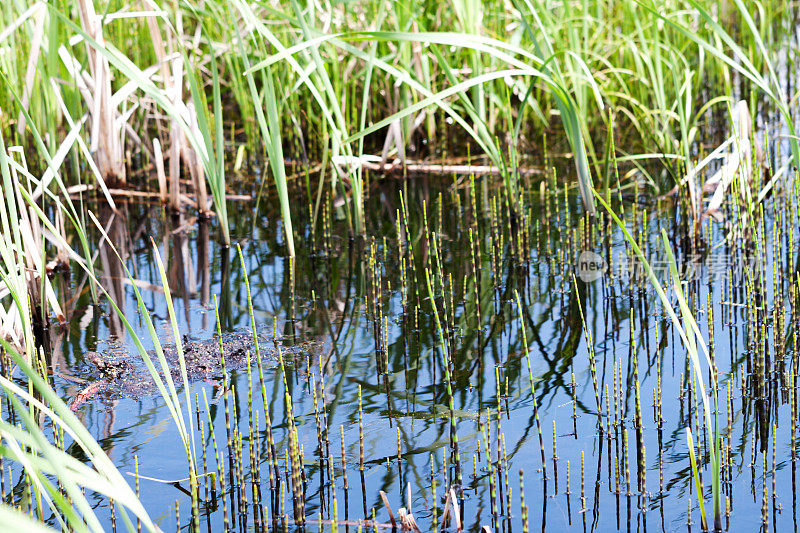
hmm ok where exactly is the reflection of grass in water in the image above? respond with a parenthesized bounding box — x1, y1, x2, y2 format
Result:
(1, 155, 790, 530)
(140, 416, 173, 448)
(597, 191, 722, 531)
(0, 0, 798, 529)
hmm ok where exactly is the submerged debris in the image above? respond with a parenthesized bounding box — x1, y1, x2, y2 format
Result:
(70, 332, 321, 407)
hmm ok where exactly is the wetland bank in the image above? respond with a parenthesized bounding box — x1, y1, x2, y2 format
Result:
(2, 0, 800, 531)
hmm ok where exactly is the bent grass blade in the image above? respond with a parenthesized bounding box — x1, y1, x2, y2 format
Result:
(594, 191, 722, 528)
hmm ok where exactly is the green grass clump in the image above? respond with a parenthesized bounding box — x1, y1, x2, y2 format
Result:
(0, 0, 797, 529)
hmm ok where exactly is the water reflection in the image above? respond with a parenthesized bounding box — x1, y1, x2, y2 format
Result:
(15, 183, 790, 532)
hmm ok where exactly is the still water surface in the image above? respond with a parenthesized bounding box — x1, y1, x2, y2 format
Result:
(46, 182, 789, 532)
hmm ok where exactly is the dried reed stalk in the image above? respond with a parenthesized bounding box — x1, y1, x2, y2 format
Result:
(146, 7, 208, 213)
(75, 0, 126, 185)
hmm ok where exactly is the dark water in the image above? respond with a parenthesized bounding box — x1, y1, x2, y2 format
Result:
(29, 177, 795, 532)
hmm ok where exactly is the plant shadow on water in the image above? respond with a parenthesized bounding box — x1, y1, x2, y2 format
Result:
(13, 171, 789, 532)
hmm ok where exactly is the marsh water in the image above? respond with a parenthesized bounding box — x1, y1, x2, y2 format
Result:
(30, 175, 797, 532)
